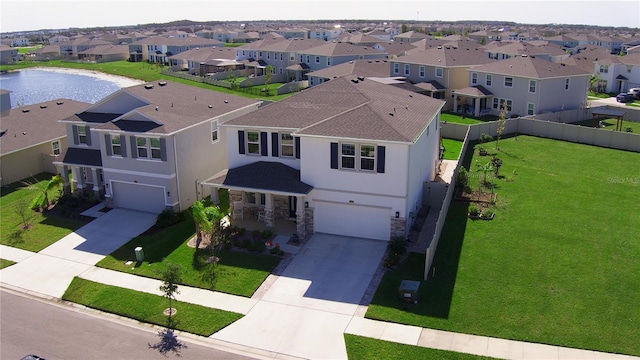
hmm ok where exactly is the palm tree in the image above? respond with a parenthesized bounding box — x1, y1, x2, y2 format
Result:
(26, 175, 63, 210)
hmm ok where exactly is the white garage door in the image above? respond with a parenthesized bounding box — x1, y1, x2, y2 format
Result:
(314, 201, 391, 241)
(111, 182, 166, 214)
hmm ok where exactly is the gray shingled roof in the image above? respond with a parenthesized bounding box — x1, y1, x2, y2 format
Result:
(205, 161, 312, 195)
(0, 99, 89, 155)
(471, 56, 591, 78)
(299, 42, 386, 57)
(74, 81, 261, 135)
(307, 59, 391, 80)
(59, 147, 102, 167)
(224, 75, 445, 143)
(393, 45, 495, 67)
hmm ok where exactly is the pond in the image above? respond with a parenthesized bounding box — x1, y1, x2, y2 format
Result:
(0, 67, 144, 108)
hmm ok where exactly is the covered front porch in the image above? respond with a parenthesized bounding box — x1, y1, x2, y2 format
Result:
(202, 161, 313, 239)
(54, 147, 105, 199)
(452, 85, 494, 117)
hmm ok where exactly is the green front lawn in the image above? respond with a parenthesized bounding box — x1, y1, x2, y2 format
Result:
(367, 135, 640, 356)
(441, 112, 498, 125)
(0, 259, 16, 269)
(63, 277, 242, 336)
(442, 138, 464, 160)
(0, 173, 89, 252)
(96, 216, 281, 297)
(345, 334, 495, 359)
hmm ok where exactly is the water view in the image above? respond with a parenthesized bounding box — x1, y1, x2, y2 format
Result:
(0, 68, 144, 108)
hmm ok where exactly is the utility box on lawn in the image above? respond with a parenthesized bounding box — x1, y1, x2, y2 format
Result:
(399, 280, 420, 304)
(134, 247, 144, 262)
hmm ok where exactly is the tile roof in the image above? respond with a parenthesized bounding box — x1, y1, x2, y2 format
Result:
(471, 56, 592, 78)
(70, 81, 261, 135)
(205, 161, 312, 195)
(0, 99, 89, 155)
(224, 75, 444, 143)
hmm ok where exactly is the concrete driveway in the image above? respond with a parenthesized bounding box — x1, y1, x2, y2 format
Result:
(212, 234, 387, 359)
(0, 209, 156, 298)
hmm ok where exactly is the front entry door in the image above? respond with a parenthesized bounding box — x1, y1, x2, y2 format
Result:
(288, 196, 297, 219)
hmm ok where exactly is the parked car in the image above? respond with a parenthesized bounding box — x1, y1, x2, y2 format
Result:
(616, 93, 635, 103)
(628, 88, 640, 99)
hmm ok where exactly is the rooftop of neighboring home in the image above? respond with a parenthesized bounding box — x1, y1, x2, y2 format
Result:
(595, 52, 640, 65)
(307, 59, 391, 79)
(471, 55, 591, 78)
(224, 75, 444, 143)
(0, 99, 89, 155)
(169, 46, 238, 61)
(336, 31, 382, 45)
(63, 81, 261, 135)
(484, 40, 568, 57)
(130, 36, 224, 47)
(300, 41, 386, 57)
(374, 41, 417, 57)
(393, 31, 432, 42)
(393, 43, 496, 67)
(78, 44, 129, 55)
(560, 45, 613, 72)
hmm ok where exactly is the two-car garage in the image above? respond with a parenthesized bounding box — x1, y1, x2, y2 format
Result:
(313, 201, 391, 241)
(111, 182, 167, 214)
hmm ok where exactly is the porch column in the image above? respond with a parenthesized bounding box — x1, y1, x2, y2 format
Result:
(210, 187, 219, 204)
(72, 166, 85, 193)
(295, 195, 306, 238)
(474, 98, 481, 117)
(59, 165, 71, 194)
(90, 168, 100, 199)
(264, 194, 274, 228)
(453, 94, 458, 113)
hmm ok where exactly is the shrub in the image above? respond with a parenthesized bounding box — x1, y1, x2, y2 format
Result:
(468, 204, 480, 216)
(248, 238, 266, 253)
(456, 167, 469, 189)
(626, 127, 633, 133)
(482, 209, 494, 218)
(155, 209, 185, 228)
(383, 252, 401, 268)
(387, 236, 408, 256)
(479, 133, 493, 144)
(261, 229, 274, 239)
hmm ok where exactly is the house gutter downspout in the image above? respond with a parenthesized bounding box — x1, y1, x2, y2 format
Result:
(173, 134, 181, 210)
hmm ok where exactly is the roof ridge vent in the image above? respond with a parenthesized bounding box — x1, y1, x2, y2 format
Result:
(145, 84, 154, 89)
(22, 109, 30, 113)
(40, 105, 48, 108)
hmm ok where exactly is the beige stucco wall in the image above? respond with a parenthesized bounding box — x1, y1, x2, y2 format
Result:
(0, 138, 65, 186)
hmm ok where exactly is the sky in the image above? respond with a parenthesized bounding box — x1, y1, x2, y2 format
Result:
(1, 0, 638, 33)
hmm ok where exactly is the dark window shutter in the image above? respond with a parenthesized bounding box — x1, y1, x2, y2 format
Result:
(330, 142, 338, 169)
(238, 130, 245, 154)
(105, 134, 112, 156)
(85, 127, 92, 146)
(73, 126, 79, 145)
(295, 136, 300, 159)
(159, 138, 167, 161)
(130, 136, 137, 158)
(377, 146, 386, 173)
(120, 135, 127, 157)
(271, 132, 279, 157)
(260, 132, 268, 156)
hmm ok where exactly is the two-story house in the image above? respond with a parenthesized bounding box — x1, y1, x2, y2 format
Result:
(295, 41, 388, 73)
(54, 81, 261, 213)
(307, 59, 391, 87)
(454, 55, 591, 117)
(129, 36, 224, 64)
(592, 53, 640, 93)
(389, 44, 496, 110)
(202, 75, 445, 241)
(0, 44, 18, 64)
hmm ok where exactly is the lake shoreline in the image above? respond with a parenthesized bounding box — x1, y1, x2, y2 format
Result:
(28, 66, 145, 87)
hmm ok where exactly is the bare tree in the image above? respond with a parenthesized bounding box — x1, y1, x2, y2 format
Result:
(14, 198, 33, 229)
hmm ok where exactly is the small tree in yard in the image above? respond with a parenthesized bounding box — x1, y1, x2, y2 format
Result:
(495, 101, 507, 150)
(477, 161, 495, 191)
(190, 200, 228, 261)
(14, 198, 33, 229)
(491, 156, 503, 177)
(24, 175, 63, 211)
(159, 261, 182, 328)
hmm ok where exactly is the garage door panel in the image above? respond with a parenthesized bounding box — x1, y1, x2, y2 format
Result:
(112, 182, 166, 214)
(314, 202, 390, 241)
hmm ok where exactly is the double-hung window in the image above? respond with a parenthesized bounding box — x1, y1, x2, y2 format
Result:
(211, 121, 219, 143)
(52, 140, 61, 155)
(341, 144, 356, 169)
(529, 80, 536, 93)
(280, 133, 294, 157)
(77, 125, 87, 145)
(436, 67, 443, 78)
(486, 74, 492, 86)
(393, 63, 399, 74)
(419, 66, 425, 78)
(111, 135, 122, 156)
(404, 64, 410, 76)
(504, 77, 513, 87)
(564, 78, 570, 91)
(527, 103, 535, 115)
(136, 137, 162, 160)
(360, 145, 375, 171)
(471, 72, 478, 84)
(247, 131, 260, 154)
(315, 56, 320, 63)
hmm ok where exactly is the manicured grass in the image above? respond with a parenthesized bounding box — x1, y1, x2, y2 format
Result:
(0, 60, 292, 101)
(587, 91, 613, 99)
(441, 112, 497, 125)
(571, 118, 640, 133)
(367, 135, 640, 356)
(0, 259, 16, 269)
(62, 277, 242, 336)
(96, 216, 281, 297)
(442, 138, 464, 160)
(345, 334, 495, 360)
(0, 173, 89, 252)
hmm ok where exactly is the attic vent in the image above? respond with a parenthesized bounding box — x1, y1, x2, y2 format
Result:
(521, 54, 528, 57)
(561, 63, 566, 66)
(40, 105, 48, 108)
(22, 109, 30, 113)
(351, 79, 359, 84)
(437, 46, 442, 49)
(56, 101, 64, 105)
(158, 81, 167, 86)
(357, 76, 365, 81)
(389, 112, 394, 116)
(145, 84, 154, 89)
(224, 100, 228, 103)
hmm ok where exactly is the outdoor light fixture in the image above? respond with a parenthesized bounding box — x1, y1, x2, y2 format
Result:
(395, 211, 400, 218)
(305, 201, 309, 208)
(167, 191, 170, 197)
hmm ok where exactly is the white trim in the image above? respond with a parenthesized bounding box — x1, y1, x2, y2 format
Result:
(103, 168, 176, 179)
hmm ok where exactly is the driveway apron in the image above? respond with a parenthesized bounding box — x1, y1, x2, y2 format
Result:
(212, 234, 387, 359)
(0, 209, 156, 298)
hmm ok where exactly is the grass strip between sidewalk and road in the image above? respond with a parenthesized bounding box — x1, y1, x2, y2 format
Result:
(0, 259, 16, 269)
(344, 334, 495, 359)
(62, 277, 242, 336)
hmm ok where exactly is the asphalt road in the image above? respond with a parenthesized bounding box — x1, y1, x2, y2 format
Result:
(0, 289, 259, 360)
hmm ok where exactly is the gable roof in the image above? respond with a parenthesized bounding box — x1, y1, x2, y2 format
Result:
(0, 99, 89, 155)
(298, 41, 386, 57)
(206, 161, 312, 195)
(224, 75, 444, 143)
(307, 59, 391, 80)
(393, 45, 495, 67)
(471, 55, 592, 78)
